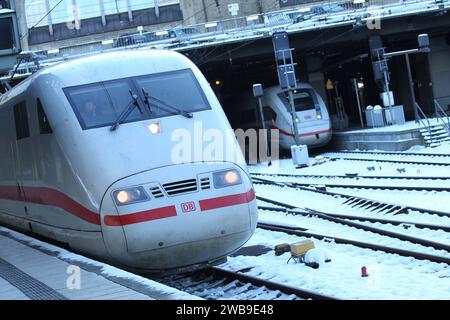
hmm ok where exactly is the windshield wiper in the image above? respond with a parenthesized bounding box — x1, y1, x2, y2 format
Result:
(141, 88, 193, 119)
(110, 89, 143, 131)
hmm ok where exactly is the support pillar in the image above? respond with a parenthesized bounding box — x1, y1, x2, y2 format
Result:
(305, 54, 327, 108)
(15, 0, 28, 50)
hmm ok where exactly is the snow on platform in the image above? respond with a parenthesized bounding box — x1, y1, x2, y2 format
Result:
(0, 227, 198, 300)
(331, 117, 450, 151)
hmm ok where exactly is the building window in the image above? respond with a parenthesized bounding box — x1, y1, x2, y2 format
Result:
(14, 101, 30, 140)
(0, 17, 14, 50)
(0, 0, 11, 10)
(37, 99, 52, 134)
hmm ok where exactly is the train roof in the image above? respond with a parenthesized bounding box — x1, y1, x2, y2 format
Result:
(1, 50, 193, 106)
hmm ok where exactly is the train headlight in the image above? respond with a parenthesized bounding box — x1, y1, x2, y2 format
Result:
(113, 187, 149, 206)
(148, 122, 161, 135)
(213, 169, 242, 188)
(317, 114, 322, 120)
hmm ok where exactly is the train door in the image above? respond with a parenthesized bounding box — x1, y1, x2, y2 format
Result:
(12, 99, 36, 221)
(0, 104, 20, 219)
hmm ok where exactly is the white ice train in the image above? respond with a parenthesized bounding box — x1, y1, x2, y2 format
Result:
(0, 50, 257, 273)
(236, 82, 332, 150)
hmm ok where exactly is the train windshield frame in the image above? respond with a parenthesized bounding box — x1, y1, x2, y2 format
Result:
(63, 69, 211, 130)
(279, 89, 317, 112)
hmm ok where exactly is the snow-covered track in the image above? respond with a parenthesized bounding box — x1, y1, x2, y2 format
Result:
(251, 172, 450, 181)
(257, 205, 450, 233)
(256, 196, 450, 254)
(326, 151, 450, 159)
(252, 176, 450, 219)
(257, 222, 450, 265)
(251, 173, 450, 192)
(327, 157, 450, 167)
(155, 266, 337, 300)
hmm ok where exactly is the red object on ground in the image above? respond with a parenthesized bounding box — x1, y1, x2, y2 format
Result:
(361, 266, 369, 277)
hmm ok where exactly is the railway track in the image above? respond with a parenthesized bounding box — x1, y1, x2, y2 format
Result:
(252, 175, 450, 219)
(326, 156, 450, 167)
(251, 178, 450, 264)
(251, 173, 450, 192)
(256, 197, 450, 254)
(156, 266, 337, 300)
(325, 150, 450, 159)
(257, 205, 450, 233)
(257, 222, 450, 265)
(251, 172, 450, 181)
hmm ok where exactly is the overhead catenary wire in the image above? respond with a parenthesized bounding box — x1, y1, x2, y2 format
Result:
(21, 0, 65, 40)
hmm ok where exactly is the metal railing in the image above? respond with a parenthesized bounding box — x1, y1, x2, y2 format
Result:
(31, 0, 450, 56)
(2, 0, 450, 80)
(415, 102, 434, 146)
(434, 99, 450, 132)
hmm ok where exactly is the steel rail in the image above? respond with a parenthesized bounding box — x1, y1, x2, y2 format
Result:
(257, 223, 450, 265)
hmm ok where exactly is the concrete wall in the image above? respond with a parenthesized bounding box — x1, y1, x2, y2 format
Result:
(180, 0, 280, 25)
(429, 35, 450, 111)
(28, 20, 179, 52)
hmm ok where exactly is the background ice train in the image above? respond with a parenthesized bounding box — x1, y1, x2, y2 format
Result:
(232, 82, 332, 150)
(0, 50, 258, 273)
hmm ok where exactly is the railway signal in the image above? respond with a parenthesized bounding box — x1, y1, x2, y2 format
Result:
(272, 31, 300, 146)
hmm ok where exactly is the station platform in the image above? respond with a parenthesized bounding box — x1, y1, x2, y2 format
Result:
(330, 118, 450, 151)
(0, 227, 198, 300)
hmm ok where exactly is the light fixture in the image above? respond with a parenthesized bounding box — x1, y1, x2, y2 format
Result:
(102, 39, 114, 45)
(113, 187, 149, 206)
(213, 170, 242, 188)
(148, 122, 161, 135)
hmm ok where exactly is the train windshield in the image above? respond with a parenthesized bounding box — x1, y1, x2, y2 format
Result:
(281, 89, 316, 112)
(64, 69, 210, 130)
(134, 70, 209, 118)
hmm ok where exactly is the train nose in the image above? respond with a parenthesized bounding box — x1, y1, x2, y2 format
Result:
(100, 163, 257, 271)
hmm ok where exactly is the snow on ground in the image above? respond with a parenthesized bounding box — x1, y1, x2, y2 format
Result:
(342, 118, 449, 134)
(222, 228, 450, 300)
(0, 226, 200, 300)
(324, 152, 450, 164)
(328, 187, 450, 213)
(254, 183, 450, 227)
(246, 141, 450, 299)
(407, 142, 450, 155)
(254, 174, 450, 189)
(257, 208, 450, 257)
(250, 158, 450, 177)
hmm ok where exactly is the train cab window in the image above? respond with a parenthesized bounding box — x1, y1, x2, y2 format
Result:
(134, 69, 210, 118)
(103, 80, 142, 122)
(64, 83, 129, 130)
(280, 89, 316, 112)
(37, 99, 53, 134)
(13, 101, 30, 140)
(64, 69, 211, 130)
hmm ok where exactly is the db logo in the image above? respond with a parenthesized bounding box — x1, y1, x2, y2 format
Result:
(181, 201, 196, 213)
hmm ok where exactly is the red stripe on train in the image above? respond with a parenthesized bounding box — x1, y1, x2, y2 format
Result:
(104, 205, 177, 226)
(199, 189, 256, 211)
(106, 189, 256, 226)
(0, 185, 100, 225)
(0, 185, 255, 227)
(272, 126, 331, 137)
